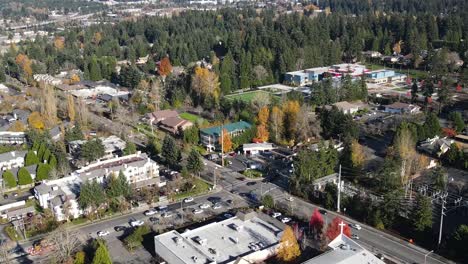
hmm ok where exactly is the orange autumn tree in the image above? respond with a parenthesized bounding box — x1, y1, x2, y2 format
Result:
(282, 100, 300, 143)
(54, 36, 65, 50)
(325, 217, 352, 241)
(191, 66, 220, 104)
(256, 106, 270, 142)
(220, 128, 232, 153)
(158, 56, 173, 77)
(276, 226, 301, 262)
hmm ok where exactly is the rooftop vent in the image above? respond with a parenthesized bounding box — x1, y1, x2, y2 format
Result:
(340, 244, 351, 250)
(193, 236, 207, 246)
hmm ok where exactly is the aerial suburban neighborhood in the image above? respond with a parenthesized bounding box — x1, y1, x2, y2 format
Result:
(0, 0, 467, 264)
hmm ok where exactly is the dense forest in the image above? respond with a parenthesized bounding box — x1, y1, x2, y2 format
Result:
(2, 6, 467, 94)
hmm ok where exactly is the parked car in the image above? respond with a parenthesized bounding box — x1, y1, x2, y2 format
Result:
(192, 209, 203, 214)
(3, 194, 8, 199)
(97, 231, 110, 237)
(161, 212, 173, 218)
(319, 209, 327, 215)
(212, 203, 222, 210)
(271, 212, 282, 218)
(246, 182, 257, 186)
(286, 197, 294, 202)
(114, 226, 126, 232)
(226, 199, 233, 205)
(199, 203, 211, 209)
(144, 209, 157, 216)
(184, 197, 194, 203)
(224, 213, 234, 218)
(281, 217, 292, 223)
(130, 220, 144, 227)
(149, 217, 159, 223)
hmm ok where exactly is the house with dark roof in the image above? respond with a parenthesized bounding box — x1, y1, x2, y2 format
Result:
(200, 121, 252, 151)
(159, 117, 193, 135)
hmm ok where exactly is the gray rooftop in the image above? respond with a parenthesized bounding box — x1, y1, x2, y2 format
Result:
(0, 150, 27, 163)
(154, 212, 283, 264)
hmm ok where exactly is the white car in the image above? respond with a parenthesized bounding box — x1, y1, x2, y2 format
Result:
(97, 231, 110, 237)
(161, 212, 173, 218)
(272, 212, 282, 218)
(199, 203, 211, 209)
(281, 217, 291, 223)
(193, 209, 204, 214)
(130, 220, 144, 227)
(144, 209, 157, 216)
(286, 197, 294, 202)
(350, 224, 362, 230)
(184, 197, 194, 203)
(212, 203, 222, 210)
(351, 234, 359, 240)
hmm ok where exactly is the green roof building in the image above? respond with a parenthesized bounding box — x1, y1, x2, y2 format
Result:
(200, 121, 252, 151)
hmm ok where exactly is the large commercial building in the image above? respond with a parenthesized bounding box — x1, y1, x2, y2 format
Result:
(284, 64, 368, 86)
(154, 212, 283, 264)
(200, 121, 252, 152)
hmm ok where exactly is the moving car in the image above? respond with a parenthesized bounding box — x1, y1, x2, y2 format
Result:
(286, 197, 294, 202)
(130, 220, 144, 227)
(144, 209, 157, 216)
(97, 231, 110, 237)
(184, 197, 194, 203)
(224, 213, 234, 218)
(350, 223, 362, 230)
(351, 234, 359, 240)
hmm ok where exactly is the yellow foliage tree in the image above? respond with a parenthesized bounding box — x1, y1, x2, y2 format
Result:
(67, 94, 76, 122)
(276, 226, 301, 262)
(256, 124, 269, 142)
(191, 66, 220, 104)
(350, 139, 365, 168)
(270, 106, 283, 142)
(54, 36, 65, 50)
(93, 32, 102, 45)
(257, 106, 270, 125)
(8, 121, 26, 132)
(28, 112, 45, 130)
(69, 74, 80, 84)
(393, 40, 403, 55)
(220, 128, 232, 153)
(282, 100, 301, 142)
(15, 54, 32, 79)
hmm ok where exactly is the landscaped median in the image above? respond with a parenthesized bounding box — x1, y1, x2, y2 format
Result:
(172, 178, 212, 200)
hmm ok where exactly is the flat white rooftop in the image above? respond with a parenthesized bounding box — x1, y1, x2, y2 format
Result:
(154, 212, 283, 264)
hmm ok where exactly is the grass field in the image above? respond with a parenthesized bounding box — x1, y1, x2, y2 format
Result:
(224, 90, 271, 103)
(173, 178, 212, 200)
(180, 112, 203, 123)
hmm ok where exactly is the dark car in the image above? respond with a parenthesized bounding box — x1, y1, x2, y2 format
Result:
(226, 199, 233, 205)
(114, 226, 126, 232)
(237, 177, 246, 181)
(150, 217, 159, 223)
(319, 209, 327, 215)
(3, 194, 8, 199)
(246, 182, 257, 186)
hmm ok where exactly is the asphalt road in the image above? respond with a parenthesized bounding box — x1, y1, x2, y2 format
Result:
(203, 159, 454, 264)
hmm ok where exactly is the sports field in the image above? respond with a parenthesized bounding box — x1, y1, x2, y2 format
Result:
(224, 90, 271, 103)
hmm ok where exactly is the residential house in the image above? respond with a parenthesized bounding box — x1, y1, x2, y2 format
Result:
(70, 152, 163, 188)
(33, 74, 62, 86)
(154, 212, 283, 264)
(159, 117, 193, 135)
(34, 176, 82, 221)
(10, 164, 38, 181)
(331, 101, 360, 115)
(200, 121, 252, 151)
(384, 102, 421, 114)
(418, 136, 454, 157)
(362, 50, 383, 58)
(146, 110, 179, 124)
(0, 131, 26, 145)
(6, 206, 35, 221)
(243, 143, 276, 155)
(0, 151, 27, 171)
(68, 135, 126, 161)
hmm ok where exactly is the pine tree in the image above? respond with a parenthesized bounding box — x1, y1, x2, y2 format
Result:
(25, 150, 39, 166)
(161, 135, 180, 168)
(36, 163, 51, 181)
(220, 52, 235, 94)
(2, 170, 17, 188)
(411, 194, 433, 231)
(186, 149, 204, 175)
(18, 167, 33, 185)
(92, 240, 112, 264)
(49, 154, 57, 169)
(89, 56, 102, 81)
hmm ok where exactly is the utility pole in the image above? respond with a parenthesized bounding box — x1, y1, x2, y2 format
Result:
(213, 167, 217, 188)
(337, 164, 341, 213)
(438, 193, 448, 246)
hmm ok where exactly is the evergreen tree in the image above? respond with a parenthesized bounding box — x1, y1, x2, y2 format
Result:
(49, 154, 57, 169)
(107, 171, 131, 199)
(78, 180, 106, 210)
(449, 112, 465, 133)
(411, 81, 418, 103)
(161, 135, 181, 168)
(81, 139, 105, 162)
(423, 112, 442, 138)
(36, 163, 51, 181)
(25, 150, 39, 166)
(411, 194, 433, 231)
(123, 141, 137, 155)
(18, 167, 33, 185)
(92, 240, 112, 264)
(2, 170, 17, 188)
(186, 149, 204, 175)
(89, 56, 102, 81)
(220, 52, 235, 94)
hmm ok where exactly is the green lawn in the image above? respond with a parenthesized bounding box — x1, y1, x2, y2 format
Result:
(180, 112, 204, 123)
(225, 90, 272, 103)
(243, 169, 263, 178)
(173, 178, 212, 200)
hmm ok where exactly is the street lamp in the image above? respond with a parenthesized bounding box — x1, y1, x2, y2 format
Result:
(424, 250, 433, 264)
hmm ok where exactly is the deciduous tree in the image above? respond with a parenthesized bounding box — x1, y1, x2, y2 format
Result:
(270, 106, 283, 142)
(309, 208, 324, 235)
(158, 56, 173, 77)
(28, 111, 45, 130)
(191, 66, 220, 105)
(325, 217, 351, 241)
(220, 128, 232, 153)
(67, 94, 76, 122)
(276, 226, 301, 262)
